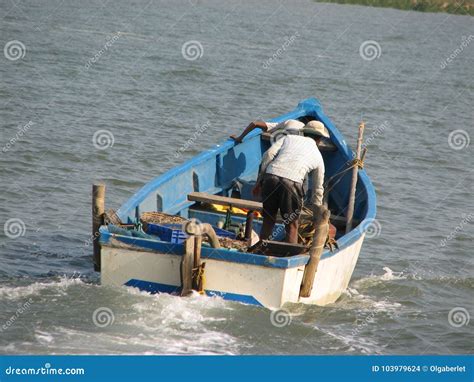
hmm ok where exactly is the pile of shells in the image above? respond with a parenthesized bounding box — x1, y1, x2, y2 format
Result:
(141, 212, 248, 251)
(141, 211, 186, 224)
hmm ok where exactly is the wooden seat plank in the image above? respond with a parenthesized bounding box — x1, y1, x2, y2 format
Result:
(188, 192, 358, 226)
(188, 192, 263, 212)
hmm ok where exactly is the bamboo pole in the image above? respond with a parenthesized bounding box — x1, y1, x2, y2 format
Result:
(92, 184, 105, 272)
(299, 205, 330, 298)
(345, 122, 365, 234)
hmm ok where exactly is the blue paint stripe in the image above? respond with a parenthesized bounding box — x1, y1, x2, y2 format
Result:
(124, 279, 262, 306)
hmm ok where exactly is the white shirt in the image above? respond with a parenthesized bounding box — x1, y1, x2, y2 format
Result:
(259, 135, 325, 206)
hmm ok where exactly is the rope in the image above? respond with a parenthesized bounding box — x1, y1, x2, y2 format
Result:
(323, 153, 366, 197)
(298, 152, 366, 250)
(192, 263, 206, 294)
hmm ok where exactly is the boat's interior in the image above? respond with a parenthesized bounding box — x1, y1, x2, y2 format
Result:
(113, 107, 373, 255)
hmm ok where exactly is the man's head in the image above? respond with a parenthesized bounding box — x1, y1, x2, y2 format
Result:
(302, 120, 330, 144)
(282, 119, 305, 134)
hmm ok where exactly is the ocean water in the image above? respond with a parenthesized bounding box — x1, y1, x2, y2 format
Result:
(0, 0, 472, 354)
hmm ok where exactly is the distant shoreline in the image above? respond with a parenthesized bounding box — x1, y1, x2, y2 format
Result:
(315, 0, 474, 15)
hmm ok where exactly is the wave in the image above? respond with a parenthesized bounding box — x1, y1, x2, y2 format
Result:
(0, 277, 86, 300)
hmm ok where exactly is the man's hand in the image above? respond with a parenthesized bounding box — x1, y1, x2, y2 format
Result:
(230, 135, 242, 144)
(252, 183, 262, 197)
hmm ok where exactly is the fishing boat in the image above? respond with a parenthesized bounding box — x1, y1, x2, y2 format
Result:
(97, 98, 376, 308)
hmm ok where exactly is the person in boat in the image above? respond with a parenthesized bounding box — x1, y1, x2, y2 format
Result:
(230, 119, 304, 144)
(254, 121, 329, 244)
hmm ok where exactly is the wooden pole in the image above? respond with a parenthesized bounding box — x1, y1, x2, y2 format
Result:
(193, 236, 202, 270)
(180, 236, 195, 296)
(92, 184, 105, 272)
(192, 236, 203, 292)
(346, 122, 365, 234)
(299, 205, 330, 298)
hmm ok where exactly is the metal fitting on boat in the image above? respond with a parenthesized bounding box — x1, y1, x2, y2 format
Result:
(183, 219, 221, 249)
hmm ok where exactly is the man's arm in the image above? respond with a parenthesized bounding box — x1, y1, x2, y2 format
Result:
(256, 138, 284, 185)
(230, 120, 270, 143)
(309, 163, 325, 206)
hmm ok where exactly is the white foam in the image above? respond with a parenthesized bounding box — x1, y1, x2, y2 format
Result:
(380, 266, 406, 280)
(0, 277, 85, 299)
(351, 267, 407, 290)
(35, 330, 54, 344)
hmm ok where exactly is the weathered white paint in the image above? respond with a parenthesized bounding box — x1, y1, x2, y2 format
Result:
(101, 234, 365, 308)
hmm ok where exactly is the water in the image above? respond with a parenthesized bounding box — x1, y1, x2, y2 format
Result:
(1, 0, 473, 355)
